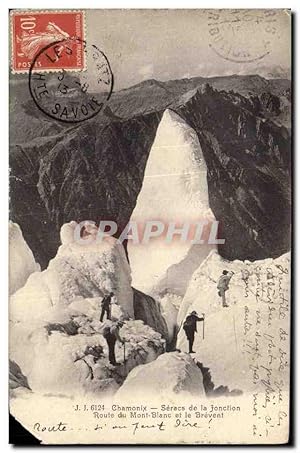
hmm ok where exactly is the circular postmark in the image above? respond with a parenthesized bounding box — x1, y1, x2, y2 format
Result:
(29, 37, 113, 123)
(208, 10, 279, 63)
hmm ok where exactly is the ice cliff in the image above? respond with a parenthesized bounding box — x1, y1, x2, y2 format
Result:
(9, 221, 40, 295)
(177, 250, 290, 392)
(10, 222, 134, 321)
(128, 109, 215, 297)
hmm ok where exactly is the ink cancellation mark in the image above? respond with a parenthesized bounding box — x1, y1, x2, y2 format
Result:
(10, 10, 85, 73)
(207, 10, 279, 63)
(28, 38, 113, 123)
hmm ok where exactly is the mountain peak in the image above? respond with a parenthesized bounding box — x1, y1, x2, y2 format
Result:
(126, 78, 162, 90)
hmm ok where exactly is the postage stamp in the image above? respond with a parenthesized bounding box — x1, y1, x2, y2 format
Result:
(10, 10, 85, 73)
(207, 9, 279, 63)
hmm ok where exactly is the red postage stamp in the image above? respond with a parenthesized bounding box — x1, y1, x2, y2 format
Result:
(10, 10, 85, 73)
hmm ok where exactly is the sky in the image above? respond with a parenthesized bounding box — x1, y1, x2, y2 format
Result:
(86, 9, 291, 90)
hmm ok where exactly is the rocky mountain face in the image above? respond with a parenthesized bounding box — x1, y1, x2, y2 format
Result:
(10, 74, 291, 267)
(175, 85, 291, 261)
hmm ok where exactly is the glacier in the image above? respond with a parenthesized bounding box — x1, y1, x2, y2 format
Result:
(9, 222, 166, 397)
(9, 75, 291, 444)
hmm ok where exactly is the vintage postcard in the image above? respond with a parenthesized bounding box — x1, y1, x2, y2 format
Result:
(9, 9, 291, 444)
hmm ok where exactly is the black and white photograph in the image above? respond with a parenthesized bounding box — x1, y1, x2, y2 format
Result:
(7, 7, 292, 445)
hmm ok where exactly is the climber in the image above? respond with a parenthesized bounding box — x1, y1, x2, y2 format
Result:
(183, 311, 205, 354)
(217, 270, 234, 307)
(100, 292, 114, 322)
(103, 320, 125, 366)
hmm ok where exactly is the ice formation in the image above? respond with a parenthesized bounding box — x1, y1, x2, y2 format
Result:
(10, 316, 165, 397)
(10, 221, 134, 324)
(116, 351, 205, 400)
(128, 109, 215, 299)
(9, 221, 40, 295)
(10, 222, 167, 397)
(177, 250, 290, 391)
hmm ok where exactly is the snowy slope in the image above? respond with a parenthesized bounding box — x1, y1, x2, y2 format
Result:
(116, 351, 205, 400)
(128, 109, 215, 298)
(177, 250, 290, 392)
(9, 221, 40, 295)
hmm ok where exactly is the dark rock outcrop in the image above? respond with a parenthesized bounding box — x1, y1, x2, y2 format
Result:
(196, 361, 242, 398)
(10, 75, 291, 266)
(9, 360, 31, 391)
(133, 288, 169, 344)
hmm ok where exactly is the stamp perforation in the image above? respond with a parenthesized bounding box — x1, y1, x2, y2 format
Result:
(10, 9, 86, 74)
